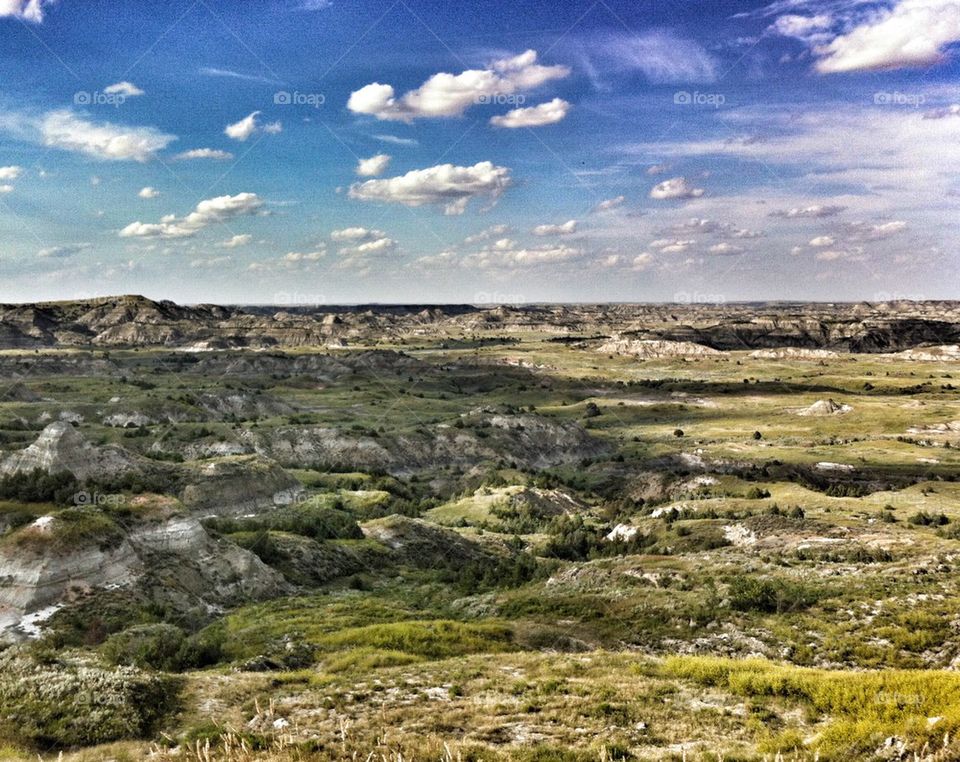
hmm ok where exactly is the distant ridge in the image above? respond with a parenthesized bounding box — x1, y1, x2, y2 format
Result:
(0, 295, 958, 352)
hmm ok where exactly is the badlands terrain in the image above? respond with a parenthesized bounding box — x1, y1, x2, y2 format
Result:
(0, 296, 959, 760)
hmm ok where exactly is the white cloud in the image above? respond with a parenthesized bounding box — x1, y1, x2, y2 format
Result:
(533, 219, 577, 236)
(0, 0, 50, 22)
(0, 165, 24, 180)
(650, 238, 695, 253)
(347, 50, 570, 122)
(815, 249, 854, 261)
(348, 161, 511, 215)
(356, 153, 391, 177)
(104, 81, 144, 97)
(632, 252, 653, 270)
(842, 220, 908, 241)
(592, 195, 625, 213)
(337, 233, 397, 270)
(173, 148, 234, 161)
(589, 31, 719, 84)
(708, 242, 744, 255)
(219, 233, 252, 248)
(200, 67, 284, 86)
(39, 110, 175, 162)
(814, 0, 960, 73)
(225, 111, 282, 141)
(490, 98, 570, 128)
(138, 186, 159, 199)
(38, 243, 90, 258)
(119, 192, 265, 239)
(770, 13, 833, 42)
(650, 177, 705, 200)
(0, 184, 13, 194)
(771, 204, 847, 219)
(809, 235, 836, 247)
(373, 134, 418, 146)
(464, 224, 511, 244)
(923, 104, 960, 119)
(331, 227, 386, 242)
(283, 249, 326, 263)
(191, 256, 232, 269)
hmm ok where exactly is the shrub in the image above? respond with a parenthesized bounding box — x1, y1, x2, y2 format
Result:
(728, 575, 820, 614)
(102, 623, 225, 672)
(0, 649, 180, 749)
(908, 511, 949, 527)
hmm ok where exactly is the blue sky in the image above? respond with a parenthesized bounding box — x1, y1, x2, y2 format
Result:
(0, 0, 958, 303)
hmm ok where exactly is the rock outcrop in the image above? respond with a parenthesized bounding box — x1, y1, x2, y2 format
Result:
(0, 422, 141, 481)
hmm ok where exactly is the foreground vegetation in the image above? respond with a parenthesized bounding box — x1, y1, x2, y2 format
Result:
(0, 329, 958, 760)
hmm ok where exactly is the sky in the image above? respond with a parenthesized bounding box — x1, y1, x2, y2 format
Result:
(0, 0, 958, 304)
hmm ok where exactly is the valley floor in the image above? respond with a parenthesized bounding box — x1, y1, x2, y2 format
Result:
(0, 324, 958, 761)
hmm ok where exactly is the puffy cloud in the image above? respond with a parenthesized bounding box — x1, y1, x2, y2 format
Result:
(809, 235, 836, 247)
(0, 184, 13, 194)
(592, 195, 625, 213)
(39, 110, 175, 162)
(417, 241, 584, 270)
(769, 13, 833, 42)
(649, 177, 705, 200)
(708, 242, 744, 255)
(355, 153, 391, 177)
(814, 0, 960, 73)
(632, 253, 653, 270)
(0, 165, 24, 180)
(104, 81, 144, 97)
(465, 244, 582, 268)
(490, 98, 570, 128)
(337, 233, 397, 270)
(770, 204, 846, 219)
(650, 238, 695, 254)
(347, 50, 569, 122)
(330, 227, 386, 242)
(465, 224, 511, 244)
(533, 219, 577, 236)
(138, 186, 159, 199)
(283, 249, 326, 263)
(38, 243, 90, 258)
(842, 220, 908, 241)
(815, 249, 857, 262)
(348, 161, 511, 215)
(219, 234, 252, 248)
(225, 111, 282, 141)
(0, 0, 50, 22)
(119, 192, 265, 239)
(190, 256, 232, 269)
(173, 148, 234, 160)
(923, 104, 960, 119)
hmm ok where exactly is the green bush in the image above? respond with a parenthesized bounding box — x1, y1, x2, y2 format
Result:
(102, 623, 225, 672)
(728, 575, 820, 614)
(0, 649, 180, 749)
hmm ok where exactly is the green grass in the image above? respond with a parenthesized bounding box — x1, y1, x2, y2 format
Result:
(663, 655, 960, 758)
